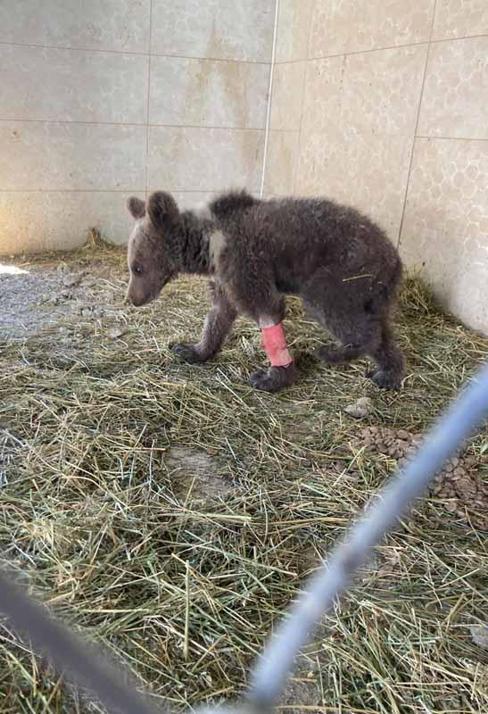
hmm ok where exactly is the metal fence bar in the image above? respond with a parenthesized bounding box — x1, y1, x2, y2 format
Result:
(0, 570, 162, 714)
(247, 362, 488, 710)
(0, 363, 487, 714)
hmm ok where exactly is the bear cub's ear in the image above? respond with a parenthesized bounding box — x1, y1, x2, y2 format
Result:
(127, 196, 146, 219)
(147, 191, 179, 230)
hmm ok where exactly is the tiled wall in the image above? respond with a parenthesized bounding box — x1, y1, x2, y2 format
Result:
(0, 0, 274, 254)
(265, 0, 488, 334)
(1, 1, 486, 334)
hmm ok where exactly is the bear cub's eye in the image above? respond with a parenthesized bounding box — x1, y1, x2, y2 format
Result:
(132, 264, 143, 275)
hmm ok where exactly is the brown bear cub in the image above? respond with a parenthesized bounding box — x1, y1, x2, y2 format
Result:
(126, 190, 405, 392)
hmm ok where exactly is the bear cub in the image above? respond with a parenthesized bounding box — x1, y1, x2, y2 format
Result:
(126, 190, 405, 392)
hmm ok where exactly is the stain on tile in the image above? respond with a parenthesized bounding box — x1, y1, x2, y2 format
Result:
(151, 0, 274, 62)
(150, 56, 269, 129)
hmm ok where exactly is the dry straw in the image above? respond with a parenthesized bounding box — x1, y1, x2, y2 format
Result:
(1, 241, 487, 712)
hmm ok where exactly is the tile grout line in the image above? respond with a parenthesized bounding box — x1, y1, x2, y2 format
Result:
(0, 39, 271, 65)
(0, 189, 238, 194)
(0, 189, 148, 194)
(144, 0, 153, 199)
(415, 134, 488, 142)
(273, 32, 488, 66)
(3, 27, 483, 63)
(396, 0, 438, 251)
(259, 0, 280, 198)
(0, 117, 267, 131)
(5, 115, 485, 144)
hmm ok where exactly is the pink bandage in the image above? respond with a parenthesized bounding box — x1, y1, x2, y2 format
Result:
(261, 323, 293, 367)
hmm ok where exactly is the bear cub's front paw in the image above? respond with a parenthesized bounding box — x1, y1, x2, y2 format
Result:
(249, 364, 297, 392)
(171, 342, 204, 364)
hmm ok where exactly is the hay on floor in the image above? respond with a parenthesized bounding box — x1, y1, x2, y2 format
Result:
(0, 242, 487, 713)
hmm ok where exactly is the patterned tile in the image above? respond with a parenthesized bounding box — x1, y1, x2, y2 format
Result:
(302, 46, 427, 138)
(419, 36, 488, 139)
(400, 138, 488, 332)
(310, 0, 434, 57)
(296, 128, 414, 239)
(433, 0, 488, 40)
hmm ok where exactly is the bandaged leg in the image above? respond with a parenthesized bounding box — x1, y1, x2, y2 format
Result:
(261, 322, 293, 368)
(250, 317, 296, 392)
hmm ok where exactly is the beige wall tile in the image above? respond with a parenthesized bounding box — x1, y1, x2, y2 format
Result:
(151, 0, 275, 61)
(147, 126, 264, 192)
(0, 45, 148, 123)
(0, 0, 151, 53)
(263, 131, 299, 194)
(0, 190, 221, 255)
(433, 0, 488, 40)
(270, 62, 305, 131)
(290, 46, 427, 239)
(400, 138, 488, 333)
(275, 0, 313, 62)
(0, 191, 137, 254)
(296, 129, 414, 239)
(310, 0, 434, 57)
(0, 2, 272, 255)
(300, 55, 344, 136)
(302, 46, 427, 138)
(150, 56, 269, 129)
(0, 122, 146, 191)
(418, 37, 488, 140)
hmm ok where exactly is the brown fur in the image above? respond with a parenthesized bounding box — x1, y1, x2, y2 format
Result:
(126, 190, 405, 392)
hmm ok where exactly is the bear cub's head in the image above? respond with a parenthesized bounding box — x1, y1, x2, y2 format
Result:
(126, 191, 180, 307)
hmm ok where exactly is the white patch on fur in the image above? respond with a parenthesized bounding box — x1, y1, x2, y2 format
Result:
(258, 316, 280, 328)
(209, 229, 226, 272)
(128, 218, 143, 245)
